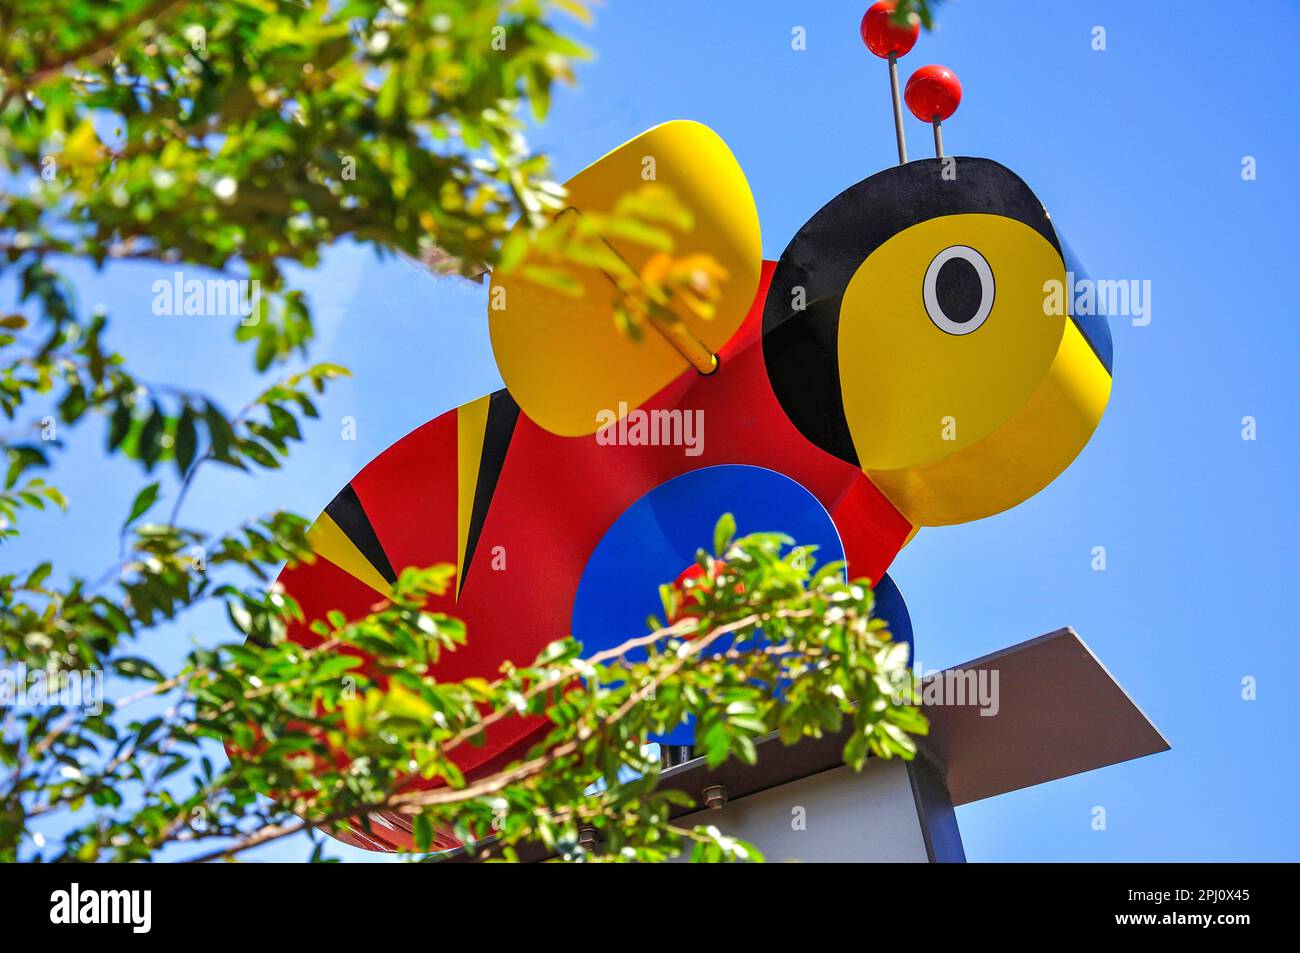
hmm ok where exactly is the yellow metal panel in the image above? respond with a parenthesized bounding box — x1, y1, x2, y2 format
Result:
(867, 321, 1111, 526)
(839, 214, 1067, 472)
(488, 120, 761, 436)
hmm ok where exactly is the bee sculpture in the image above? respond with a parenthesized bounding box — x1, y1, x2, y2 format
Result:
(275, 33, 1113, 852)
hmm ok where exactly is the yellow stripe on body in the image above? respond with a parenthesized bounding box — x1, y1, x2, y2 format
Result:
(306, 513, 392, 597)
(455, 394, 491, 594)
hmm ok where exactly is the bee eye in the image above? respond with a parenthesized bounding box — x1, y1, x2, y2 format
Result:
(923, 245, 994, 335)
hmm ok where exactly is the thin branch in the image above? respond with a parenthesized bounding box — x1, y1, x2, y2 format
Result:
(439, 604, 813, 758)
(24, 0, 182, 88)
(178, 611, 765, 862)
(392, 611, 761, 811)
(180, 817, 308, 864)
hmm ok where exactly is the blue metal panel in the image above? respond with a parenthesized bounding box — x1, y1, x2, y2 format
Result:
(571, 464, 913, 744)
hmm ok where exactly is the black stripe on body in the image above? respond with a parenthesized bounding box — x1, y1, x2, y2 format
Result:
(459, 389, 520, 595)
(324, 483, 397, 584)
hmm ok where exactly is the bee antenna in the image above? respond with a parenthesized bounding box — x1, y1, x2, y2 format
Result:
(905, 65, 963, 159)
(860, 2, 921, 165)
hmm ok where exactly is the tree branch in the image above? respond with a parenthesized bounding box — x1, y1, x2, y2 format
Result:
(24, 0, 182, 88)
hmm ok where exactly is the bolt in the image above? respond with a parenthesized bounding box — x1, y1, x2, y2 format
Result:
(703, 784, 728, 810)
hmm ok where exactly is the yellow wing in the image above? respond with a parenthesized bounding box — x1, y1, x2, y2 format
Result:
(488, 120, 761, 437)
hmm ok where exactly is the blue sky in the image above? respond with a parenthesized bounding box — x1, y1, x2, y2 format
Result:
(9, 0, 1299, 861)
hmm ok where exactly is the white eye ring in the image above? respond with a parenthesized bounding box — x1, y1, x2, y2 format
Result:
(923, 244, 995, 336)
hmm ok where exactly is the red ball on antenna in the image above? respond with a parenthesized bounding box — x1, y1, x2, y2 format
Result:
(860, 1, 920, 59)
(905, 64, 962, 121)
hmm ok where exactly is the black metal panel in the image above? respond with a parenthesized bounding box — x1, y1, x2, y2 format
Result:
(907, 748, 966, 863)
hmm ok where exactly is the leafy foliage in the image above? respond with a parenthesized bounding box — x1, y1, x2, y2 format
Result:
(5, 517, 924, 863)
(0, 1, 934, 863)
(892, 0, 945, 31)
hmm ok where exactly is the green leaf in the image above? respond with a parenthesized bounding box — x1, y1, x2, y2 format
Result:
(175, 405, 198, 476)
(713, 512, 736, 558)
(25, 561, 53, 588)
(202, 402, 234, 461)
(412, 812, 433, 851)
(113, 657, 165, 682)
(136, 406, 168, 470)
(107, 400, 134, 452)
(123, 482, 161, 529)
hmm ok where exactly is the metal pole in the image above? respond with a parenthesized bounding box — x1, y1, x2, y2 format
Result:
(570, 207, 719, 376)
(932, 117, 944, 158)
(888, 52, 908, 164)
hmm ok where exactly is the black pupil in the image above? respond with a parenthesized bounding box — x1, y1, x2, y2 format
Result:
(935, 256, 983, 324)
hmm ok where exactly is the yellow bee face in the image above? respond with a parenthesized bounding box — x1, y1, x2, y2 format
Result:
(763, 159, 1113, 527)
